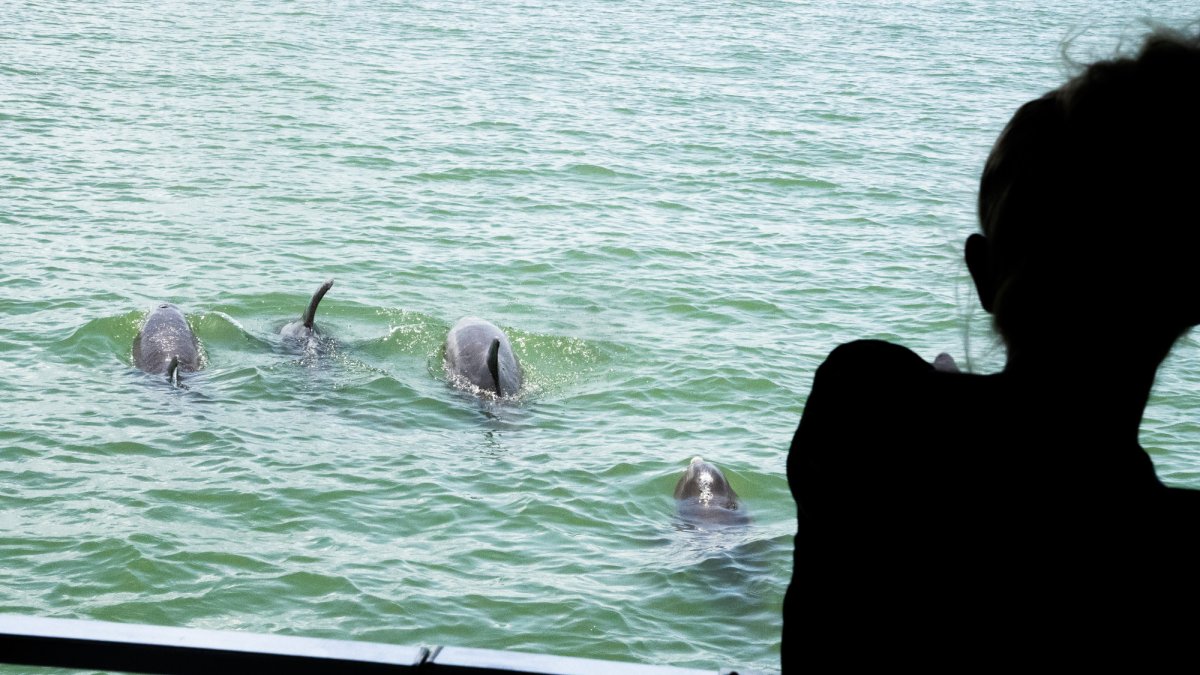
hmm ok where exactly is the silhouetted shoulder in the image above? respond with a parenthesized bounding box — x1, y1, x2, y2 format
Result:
(816, 339, 932, 381)
(1165, 485, 1200, 526)
(786, 340, 981, 666)
(801, 340, 938, 437)
(790, 340, 968, 529)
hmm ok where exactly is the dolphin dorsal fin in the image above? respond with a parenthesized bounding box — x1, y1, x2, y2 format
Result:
(166, 356, 181, 386)
(303, 279, 334, 329)
(487, 338, 502, 397)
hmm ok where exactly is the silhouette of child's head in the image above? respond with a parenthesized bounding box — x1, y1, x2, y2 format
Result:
(967, 30, 1200, 359)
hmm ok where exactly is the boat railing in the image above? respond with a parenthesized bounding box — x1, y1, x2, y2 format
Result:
(0, 614, 760, 675)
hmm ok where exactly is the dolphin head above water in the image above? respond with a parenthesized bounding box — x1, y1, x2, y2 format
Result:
(674, 456, 747, 525)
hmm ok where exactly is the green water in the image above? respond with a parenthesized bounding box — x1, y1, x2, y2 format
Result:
(4, 2, 1200, 673)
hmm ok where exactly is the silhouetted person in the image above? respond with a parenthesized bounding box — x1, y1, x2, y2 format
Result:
(784, 29, 1200, 669)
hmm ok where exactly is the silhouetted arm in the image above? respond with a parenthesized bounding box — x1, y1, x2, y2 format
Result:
(790, 340, 934, 527)
(785, 339, 938, 669)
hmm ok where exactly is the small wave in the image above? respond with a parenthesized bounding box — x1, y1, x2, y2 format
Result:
(650, 200, 696, 211)
(660, 302, 737, 325)
(748, 176, 838, 189)
(714, 296, 783, 315)
(466, 120, 522, 130)
(341, 155, 398, 168)
(408, 167, 537, 182)
(262, 194, 340, 203)
(597, 245, 638, 259)
(0, 111, 54, 122)
(815, 111, 866, 122)
(444, 368, 525, 404)
(52, 311, 143, 366)
(565, 163, 635, 179)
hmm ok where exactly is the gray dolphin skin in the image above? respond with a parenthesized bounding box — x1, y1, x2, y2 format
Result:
(280, 279, 334, 340)
(932, 352, 960, 373)
(674, 456, 748, 526)
(132, 303, 202, 384)
(444, 317, 522, 398)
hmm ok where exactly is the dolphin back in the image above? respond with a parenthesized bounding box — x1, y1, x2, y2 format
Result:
(445, 318, 522, 397)
(486, 338, 503, 396)
(303, 279, 334, 329)
(133, 303, 202, 378)
(282, 279, 335, 339)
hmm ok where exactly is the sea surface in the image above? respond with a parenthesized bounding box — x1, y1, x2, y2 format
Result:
(3, 2, 1199, 673)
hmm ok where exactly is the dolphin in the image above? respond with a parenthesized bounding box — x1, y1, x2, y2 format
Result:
(932, 352, 960, 373)
(443, 317, 522, 398)
(674, 457, 748, 526)
(281, 279, 334, 341)
(132, 303, 202, 385)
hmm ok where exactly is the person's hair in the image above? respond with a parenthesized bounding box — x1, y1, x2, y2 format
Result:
(976, 28, 1200, 349)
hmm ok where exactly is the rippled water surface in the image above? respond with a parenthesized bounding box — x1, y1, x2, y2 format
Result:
(3, 2, 1199, 672)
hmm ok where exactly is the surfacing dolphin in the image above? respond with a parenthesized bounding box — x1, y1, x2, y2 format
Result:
(132, 303, 202, 385)
(674, 457, 748, 526)
(280, 279, 334, 342)
(932, 352, 960, 373)
(443, 317, 522, 398)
